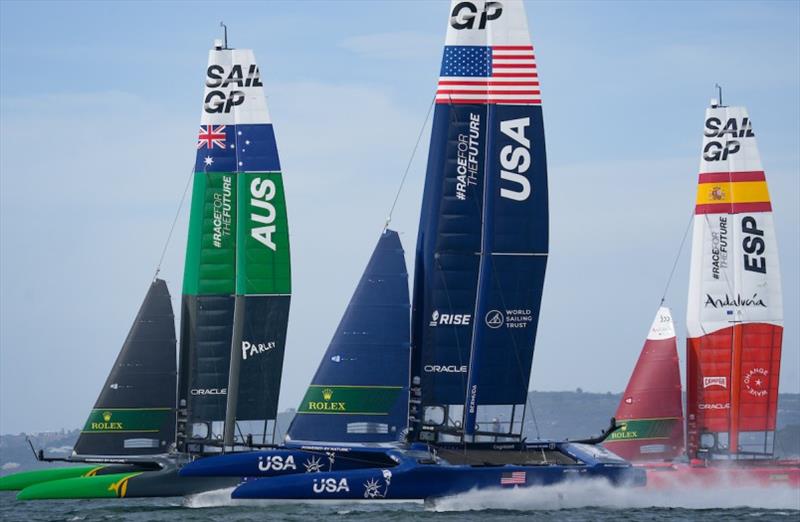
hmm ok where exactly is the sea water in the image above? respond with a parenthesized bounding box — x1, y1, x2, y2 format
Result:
(1, 480, 798, 521)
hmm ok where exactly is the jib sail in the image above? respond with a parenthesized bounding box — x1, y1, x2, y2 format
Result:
(409, 0, 548, 443)
(605, 307, 684, 461)
(74, 279, 176, 457)
(287, 230, 410, 443)
(686, 103, 783, 459)
(178, 41, 290, 449)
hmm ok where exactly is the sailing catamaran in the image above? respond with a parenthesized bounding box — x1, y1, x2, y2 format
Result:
(607, 99, 800, 487)
(1, 34, 292, 499)
(191, 0, 644, 501)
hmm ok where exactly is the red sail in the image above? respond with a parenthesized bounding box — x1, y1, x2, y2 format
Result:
(605, 307, 684, 461)
(686, 324, 782, 457)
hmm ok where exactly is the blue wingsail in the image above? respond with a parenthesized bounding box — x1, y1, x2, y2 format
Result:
(287, 229, 410, 443)
(409, 0, 549, 442)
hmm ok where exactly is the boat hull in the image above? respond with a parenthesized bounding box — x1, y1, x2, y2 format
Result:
(643, 461, 800, 488)
(179, 445, 399, 478)
(0, 465, 142, 491)
(231, 444, 647, 500)
(14, 464, 239, 500)
(233, 462, 644, 500)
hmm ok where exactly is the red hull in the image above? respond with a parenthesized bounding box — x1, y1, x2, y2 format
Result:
(642, 460, 800, 489)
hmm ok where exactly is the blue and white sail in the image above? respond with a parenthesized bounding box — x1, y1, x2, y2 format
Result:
(409, 0, 548, 442)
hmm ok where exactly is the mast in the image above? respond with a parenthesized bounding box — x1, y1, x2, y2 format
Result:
(223, 298, 245, 446)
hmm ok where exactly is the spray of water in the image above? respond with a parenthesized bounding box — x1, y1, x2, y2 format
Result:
(184, 487, 421, 509)
(184, 478, 799, 512)
(430, 478, 800, 512)
(184, 487, 237, 508)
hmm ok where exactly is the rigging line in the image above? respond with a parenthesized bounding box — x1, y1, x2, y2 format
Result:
(384, 95, 436, 231)
(153, 167, 194, 281)
(658, 210, 694, 307)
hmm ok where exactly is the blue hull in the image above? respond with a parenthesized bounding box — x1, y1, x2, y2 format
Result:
(179, 444, 401, 478)
(229, 443, 646, 500)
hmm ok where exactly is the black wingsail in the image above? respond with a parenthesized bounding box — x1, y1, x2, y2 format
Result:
(73, 279, 177, 457)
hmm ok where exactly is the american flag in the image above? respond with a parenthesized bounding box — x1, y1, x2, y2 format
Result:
(197, 125, 227, 149)
(500, 471, 527, 485)
(436, 45, 540, 105)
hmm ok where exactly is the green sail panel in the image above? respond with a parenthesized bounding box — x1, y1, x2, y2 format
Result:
(183, 172, 237, 296)
(297, 386, 404, 416)
(236, 172, 291, 295)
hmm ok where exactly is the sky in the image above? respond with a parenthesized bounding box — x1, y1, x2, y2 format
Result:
(1, 0, 798, 434)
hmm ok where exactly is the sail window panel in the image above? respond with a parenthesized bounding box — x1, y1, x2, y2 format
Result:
(470, 404, 523, 441)
(190, 423, 209, 439)
(123, 438, 161, 449)
(346, 422, 390, 435)
(225, 419, 276, 446)
(422, 404, 466, 437)
(736, 431, 774, 456)
(423, 406, 446, 426)
(639, 444, 669, 455)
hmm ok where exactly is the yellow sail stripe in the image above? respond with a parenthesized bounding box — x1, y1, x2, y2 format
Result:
(696, 181, 770, 205)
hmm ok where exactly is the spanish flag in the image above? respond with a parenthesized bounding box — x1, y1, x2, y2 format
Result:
(695, 170, 771, 214)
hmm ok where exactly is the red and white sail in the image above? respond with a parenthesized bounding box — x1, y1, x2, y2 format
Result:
(605, 307, 684, 461)
(686, 103, 783, 458)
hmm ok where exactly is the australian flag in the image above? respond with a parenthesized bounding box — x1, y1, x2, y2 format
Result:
(195, 123, 280, 172)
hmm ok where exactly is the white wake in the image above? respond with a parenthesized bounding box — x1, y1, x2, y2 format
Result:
(430, 478, 800, 512)
(182, 478, 799, 511)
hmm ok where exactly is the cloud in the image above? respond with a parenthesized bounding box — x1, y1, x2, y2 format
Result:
(339, 31, 441, 60)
